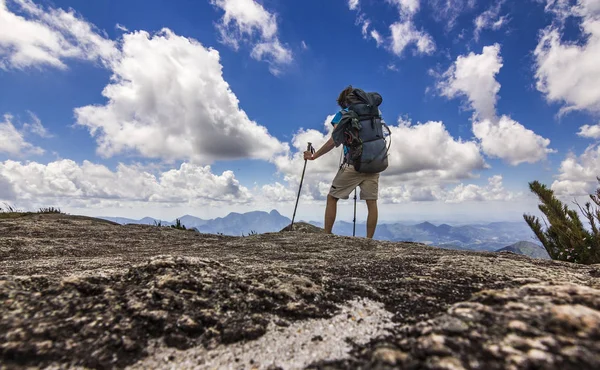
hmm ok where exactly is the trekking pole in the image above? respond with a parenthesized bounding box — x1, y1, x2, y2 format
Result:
(291, 142, 314, 230)
(353, 188, 357, 236)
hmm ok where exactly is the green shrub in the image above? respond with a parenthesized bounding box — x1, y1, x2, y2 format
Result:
(171, 219, 187, 230)
(524, 179, 600, 264)
(38, 207, 62, 214)
(241, 230, 257, 237)
(0, 204, 28, 219)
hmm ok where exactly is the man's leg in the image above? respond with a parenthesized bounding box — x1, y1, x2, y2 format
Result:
(324, 194, 339, 234)
(365, 199, 378, 239)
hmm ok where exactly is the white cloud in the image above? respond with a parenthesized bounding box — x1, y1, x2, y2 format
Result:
(22, 112, 52, 138)
(387, 0, 421, 17)
(0, 113, 44, 156)
(542, 0, 574, 21)
(271, 114, 488, 205)
(378, 175, 519, 203)
(389, 20, 435, 56)
(0, 159, 252, 207)
(384, 118, 487, 183)
(371, 30, 383, 46)
(578, 123, 600, 138)
(211, 0, 277, 43)
(474, 0, 509, 41)
(361, 19, 371, 37)
(438, 44, 554, 165)
(261, 182, 296, 202)
(271, 115, 341, 188)
(385, 0, 435, 57)
(348, 0, 360, 11)
(534, 0, 600, 115)
(429, 0, 477, 30)
(541, 0, 600, 21)
(438, 43, 502, 120)
(445, 175, 518, 203)
(0, 0, 118, 70)
(0, 173, 16, 201)
(551, 144, 600, 196)
(473, 116, 555, 165)
(348, 0, 435, 57)
(210, 0, 292, 74)
(116, 23, 129, 32)
(251, 39, 293, 75)
(358, 17, 384, 47)
(74, 29, 288, 164)
(387, 63, 398, 71)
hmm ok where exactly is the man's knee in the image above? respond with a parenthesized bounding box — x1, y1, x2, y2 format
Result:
(327, 194, 339, 204)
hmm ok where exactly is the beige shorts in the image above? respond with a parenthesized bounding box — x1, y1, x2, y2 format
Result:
(328, 165, 380, 200)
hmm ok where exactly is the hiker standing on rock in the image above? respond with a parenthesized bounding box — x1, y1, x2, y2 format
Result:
(304, 86, 391, 239)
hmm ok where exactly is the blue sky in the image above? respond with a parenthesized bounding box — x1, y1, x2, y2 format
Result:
(1, 0, 599, 224)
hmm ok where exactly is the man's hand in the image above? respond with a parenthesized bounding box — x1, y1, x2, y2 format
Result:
(303, 151, 314, 160)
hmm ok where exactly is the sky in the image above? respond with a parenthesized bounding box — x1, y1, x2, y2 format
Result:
(1, 0, 600, 224)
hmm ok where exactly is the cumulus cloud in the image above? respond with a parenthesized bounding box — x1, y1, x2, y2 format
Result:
(438, 44, 554, 165)
(578, 123, 600, 139)
(535, 0, 600, 115)
(389, 20, 435, 56)
(270, 113, 488, 205)
(0, 159, 252, 207)
(261, 182, 296, 202)
(474, 0, 509, 41)
(445, 175, 518, 203)
(74, 29, 288, 164)
(210, 0, 292, 74)
(386, 0, 435, 56)
(270, 115, 341, 201)
(378, 175, 519, 204)
(0, 113, 45, 156)
(473, 116, 555, 165)
(348, 0, 360, 10)
(0, 173, 16, 201)
(551, 144, 600, 196)
(438, 43, 502, 120)
(384, 118, 487, 183)
(0, 0, 118, 70)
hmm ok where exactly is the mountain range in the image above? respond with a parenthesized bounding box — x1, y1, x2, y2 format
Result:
(100, 209, 544, 256)
(100, 210, 290, 236)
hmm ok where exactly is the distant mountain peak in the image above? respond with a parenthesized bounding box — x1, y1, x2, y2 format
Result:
(496, 241, 550, 259)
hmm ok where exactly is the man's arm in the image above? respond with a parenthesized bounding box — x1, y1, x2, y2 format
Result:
(304, 137, 335, 160)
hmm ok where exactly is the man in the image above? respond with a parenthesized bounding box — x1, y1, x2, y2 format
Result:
(303, 86, 386, 239)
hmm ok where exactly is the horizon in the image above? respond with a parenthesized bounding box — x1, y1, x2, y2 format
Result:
(1, 0, 599, 224)
(94, 207, 530, 227)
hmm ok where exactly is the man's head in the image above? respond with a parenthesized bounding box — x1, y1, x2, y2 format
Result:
(337, 85, 354, 108)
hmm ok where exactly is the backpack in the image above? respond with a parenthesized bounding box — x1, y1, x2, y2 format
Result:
(331, 88, 391, 173)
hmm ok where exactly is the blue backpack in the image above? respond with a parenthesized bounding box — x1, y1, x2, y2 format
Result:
(332, 88, 391, 173)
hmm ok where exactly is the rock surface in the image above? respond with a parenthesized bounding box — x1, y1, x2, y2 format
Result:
(1, 214, 599, 369)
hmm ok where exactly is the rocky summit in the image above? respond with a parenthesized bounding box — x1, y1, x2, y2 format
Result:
(1, 214, 599, 370)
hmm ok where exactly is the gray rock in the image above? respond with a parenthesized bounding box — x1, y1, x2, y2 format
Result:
(0, 214, 598, 369)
